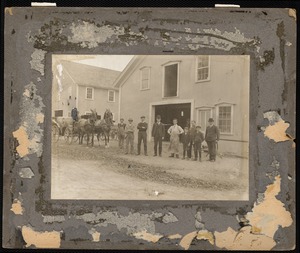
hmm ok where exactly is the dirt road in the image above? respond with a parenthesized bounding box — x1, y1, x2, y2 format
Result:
(51, 139, 248, 200)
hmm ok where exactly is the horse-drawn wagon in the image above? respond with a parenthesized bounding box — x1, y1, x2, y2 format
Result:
(52, 117, 80, 144)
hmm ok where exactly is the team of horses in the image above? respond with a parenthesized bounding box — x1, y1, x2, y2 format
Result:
(74, 109, 113, 147)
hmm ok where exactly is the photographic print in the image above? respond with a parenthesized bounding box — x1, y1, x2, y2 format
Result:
(3, 6, 295, 251)
(51, 54, 250, 200)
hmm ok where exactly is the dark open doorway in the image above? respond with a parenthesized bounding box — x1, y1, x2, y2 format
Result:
(155, 103, 191, 141)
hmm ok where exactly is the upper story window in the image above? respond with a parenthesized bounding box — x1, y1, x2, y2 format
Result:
(163, 62, 179, 97)
(108, 90, 115, 102)
(86, 87, 94, 100)
(54, 110, 63, 117)
(140, 67, 150, 90)
(196, 56, 210, 82)
(217, 104, 233, 134)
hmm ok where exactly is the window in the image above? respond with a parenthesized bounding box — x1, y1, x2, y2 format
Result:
(163, 63, 179, 97)
(196, 56, 210, 82)
(140, 67, 150, 90)
(218, 105, 233, 134)
(54, 110, 63, 117)
(86, 87, 94, 100)
(108, 90, 115, 102)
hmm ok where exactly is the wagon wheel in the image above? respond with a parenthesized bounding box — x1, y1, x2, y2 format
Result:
(64, 128, 74, 144)
(52, 124, 60, 143)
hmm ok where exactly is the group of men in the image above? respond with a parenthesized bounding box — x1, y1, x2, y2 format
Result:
(117, 115, 220, 162)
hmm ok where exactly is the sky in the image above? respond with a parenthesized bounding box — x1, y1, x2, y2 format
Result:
(73, 55, 134, 72)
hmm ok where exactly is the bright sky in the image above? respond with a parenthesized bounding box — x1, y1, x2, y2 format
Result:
(73, 55, 134, 72)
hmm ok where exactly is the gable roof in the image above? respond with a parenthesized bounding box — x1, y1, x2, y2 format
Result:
(113, 55, 146, 88)
(58, 60, 121, 90)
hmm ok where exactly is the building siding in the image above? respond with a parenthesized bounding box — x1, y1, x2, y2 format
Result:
(52, 59, 120, 121)
(118, 55, 249, 157)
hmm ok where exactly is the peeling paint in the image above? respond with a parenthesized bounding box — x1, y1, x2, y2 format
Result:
(21, 226, 61, 248)
(246, 176, 293, 238)
(13, 82, 45, 158)
(30, 49, 46, 76)
(133, 230, 163, 243)
(88, 228, 101, 242)
(35, 113, 44, 124)
(68, 21, 125, 48)
(167, 234, 182, 239)
(77, 211, 156, 234)
(196, 230, 214, 245)
(263, 111, 293, 142)
(12, 126, 30, 157)
(179, 231, 198, 250)
(214, 226, 276, 250)
(19, 167, 34, 178)
(215, 175, 293, 250)
(42, 215, 66, 223)
(10, 199, 24, 215)
(162, 212, 178, 223)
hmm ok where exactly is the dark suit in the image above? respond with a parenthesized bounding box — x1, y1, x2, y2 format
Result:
(152, 122, 165, 155)
(205, 125, 220, 160)
(181, 133, 191, 158)
(137, 122, 148, 155)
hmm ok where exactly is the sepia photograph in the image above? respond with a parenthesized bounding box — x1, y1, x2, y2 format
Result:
(51, 54, 250, 200)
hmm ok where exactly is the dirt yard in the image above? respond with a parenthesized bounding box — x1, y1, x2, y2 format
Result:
(51, 138, 249, 200)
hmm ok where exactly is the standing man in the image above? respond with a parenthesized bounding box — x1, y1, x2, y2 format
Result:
(152, 115, 165, 157)
(205, 118, 220, 162)
(137, 116, 148, 156)
(71, 107, 78, 121)
(168, 118, 184, 158)
(125, 118, 135, 155)
(188, 120, 197, 159)
(117, 118, 126, 149)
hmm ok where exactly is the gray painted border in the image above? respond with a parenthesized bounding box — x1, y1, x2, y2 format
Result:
(3, 7, 296, 250)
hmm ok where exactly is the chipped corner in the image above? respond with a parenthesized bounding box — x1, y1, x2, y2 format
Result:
(5, 7, 13, 16)
(288, 9, 296, 21)
(21, 226, 61, 248)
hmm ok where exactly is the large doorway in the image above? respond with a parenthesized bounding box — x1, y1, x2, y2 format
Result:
(155, 103, 191, 141)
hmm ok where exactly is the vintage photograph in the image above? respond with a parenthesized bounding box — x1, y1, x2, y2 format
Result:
(51, 54, 250, 200)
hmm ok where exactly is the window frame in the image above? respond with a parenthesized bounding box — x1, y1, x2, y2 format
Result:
(216, 104, 234, 135)
(162, 61, 180, 98)
(85, 87, 94, 100)
(195, 55, 210, 83)
(140, 67, 151, 91)
(108, 90, 116, 102)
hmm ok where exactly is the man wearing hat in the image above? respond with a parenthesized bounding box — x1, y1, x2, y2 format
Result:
(137, 116, 148, 155)
(205, 118, 220, 162)
(151, 115, 165, 157)
(125, 118, 135, 154)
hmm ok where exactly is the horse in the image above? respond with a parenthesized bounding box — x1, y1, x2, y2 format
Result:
(76, 109, 98, 146)
(95, 109, 113, 148)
